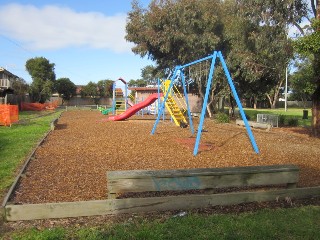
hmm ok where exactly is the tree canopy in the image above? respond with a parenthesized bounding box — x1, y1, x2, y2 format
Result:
(293, 1, 320, 135)
(126, 0, 307, 112)
(128, 79, 147, 87)
(126, 0, 224, 70)
(80, 81, 100, 104)
(97, 79, 113, 97)
(223, 0, 309, 108)
(289, 57, 316, 105)
(12, 78, 29, 96)
(54, 78, 76, 104)
(25, 57, 56, 103)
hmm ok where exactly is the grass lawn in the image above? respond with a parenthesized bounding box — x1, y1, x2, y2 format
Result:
(8, 206, 320, 239)
(0, 110, 62, 195)
(1, 108, 319, 239)
(242, 108, 312, 127)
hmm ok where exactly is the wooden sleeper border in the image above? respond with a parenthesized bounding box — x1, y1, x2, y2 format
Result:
(3, 163, 320, 221)
(106, 165, 300, 199)
(4, 186, 320, 221)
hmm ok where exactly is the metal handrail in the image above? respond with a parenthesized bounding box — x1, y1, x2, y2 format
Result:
(161, 79, 187, 114)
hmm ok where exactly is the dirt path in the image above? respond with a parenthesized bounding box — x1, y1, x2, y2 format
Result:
(11, 110, 320, 204)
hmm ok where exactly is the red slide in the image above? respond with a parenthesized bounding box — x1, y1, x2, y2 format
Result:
(108, 93, 163, 121)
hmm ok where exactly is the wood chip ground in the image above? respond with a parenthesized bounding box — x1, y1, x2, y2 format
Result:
(11, 110, 320, 204)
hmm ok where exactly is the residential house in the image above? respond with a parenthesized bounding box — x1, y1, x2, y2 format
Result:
(0, 67, 16, 104)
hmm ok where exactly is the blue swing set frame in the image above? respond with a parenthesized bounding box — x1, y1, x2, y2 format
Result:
(151, 51, 260, 156)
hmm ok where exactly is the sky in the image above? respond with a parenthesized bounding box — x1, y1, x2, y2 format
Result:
(0, 0, 312, 87)
(0, 0, 153, 86)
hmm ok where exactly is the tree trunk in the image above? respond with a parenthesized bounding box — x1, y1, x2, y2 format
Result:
(266, 77, 284, 109)
(216, 96, 225, 112)
(311, 85, 320, 136)
(229, 93, 235, 117)
(312, 2, 320, 136)
(253, 96, 257, 109)
(206, 88, 216, 117)
(266, 94, 273, 109)
(197, 80, 214, 118)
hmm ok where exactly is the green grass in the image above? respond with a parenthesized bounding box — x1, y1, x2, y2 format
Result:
(241, 108, 311, 127)
(0, 110, 62, 194)
(8, 206, 320, 240)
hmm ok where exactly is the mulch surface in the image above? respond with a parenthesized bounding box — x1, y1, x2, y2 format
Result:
(11, 110, 320, 204)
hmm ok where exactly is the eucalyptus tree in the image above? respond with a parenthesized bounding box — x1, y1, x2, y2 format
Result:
(223, 0, 308, 109)
(141, 65, 165, 85)
(126, 0, 224, 68)
(289, 57, 316, 107)
(12, 77, 29, 97)
(126, 0, 226, 116)
(294, 1, 320, 136)
(54, 78, 76, 105)
(97, 79, 113, 97)
(126, 0, 309, 114)
(81, 81, 100, 104)
(128, 79, 147, 87)
(25, 57, 56, 103)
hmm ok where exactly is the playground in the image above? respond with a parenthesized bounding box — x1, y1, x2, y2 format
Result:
(3, 51, 319, 221)
(11, 109, 320, 204)
(2, 52, 320, 222)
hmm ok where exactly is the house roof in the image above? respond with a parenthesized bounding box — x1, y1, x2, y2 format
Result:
(0, 67, 19, 79)
(75, 85, 84, 95)
(128, 87, 158, 91)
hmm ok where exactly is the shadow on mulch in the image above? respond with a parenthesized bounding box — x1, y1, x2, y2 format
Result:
(275, 126, 319, 138)
(290, 127, 316, 137)
(175, 138, 215, 152)
(55, 123, 68, 130)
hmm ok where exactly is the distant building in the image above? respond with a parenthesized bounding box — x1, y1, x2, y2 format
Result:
(0, 67, 17, 104)
(129, 86, 202, 113)
(128, 87, 158, 100)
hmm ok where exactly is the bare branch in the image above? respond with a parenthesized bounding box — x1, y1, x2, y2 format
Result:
(293, 21, 306, 35)
(311, 0, 316, 17)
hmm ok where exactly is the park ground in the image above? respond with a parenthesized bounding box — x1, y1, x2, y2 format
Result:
(1, 109, 320, 239)
(9, 110, 320, 204)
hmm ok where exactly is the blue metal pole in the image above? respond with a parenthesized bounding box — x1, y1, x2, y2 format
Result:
(142, 97, 144, 116)
(125, 83, 128, 111)
(151, 67, 179, 135)
(112, 82, 116, 115)
(157, 78, 160, 116)
(180, 70, 194, 135)
(181, 54, 214, 69)
(217, 51, 259, 154)
(193, 51, 218, 156)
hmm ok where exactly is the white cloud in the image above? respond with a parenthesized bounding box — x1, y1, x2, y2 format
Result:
(0, 3, 133, 52)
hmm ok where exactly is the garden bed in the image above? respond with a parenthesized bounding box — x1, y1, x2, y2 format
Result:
(10, 110, 320, 204)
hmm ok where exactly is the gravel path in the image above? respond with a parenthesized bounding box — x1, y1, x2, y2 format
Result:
(11, 110, 320, 204)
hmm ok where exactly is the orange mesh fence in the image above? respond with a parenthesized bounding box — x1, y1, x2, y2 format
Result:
(0, 105, 19, 126)
(44, 100, 58, 110)
(21, 100, 59, 111)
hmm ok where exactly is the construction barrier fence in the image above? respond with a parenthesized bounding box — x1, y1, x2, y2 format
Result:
(21, 100, 59, 111)
(0, 104, 19, 126)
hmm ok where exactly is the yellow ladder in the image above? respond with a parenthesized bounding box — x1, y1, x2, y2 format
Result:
(163, 80, 187, 126)
(115, 100, 126, 114)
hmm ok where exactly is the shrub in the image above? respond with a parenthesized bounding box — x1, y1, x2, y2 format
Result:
(287, 118, 299, 127)
(215, 112, 230, 123)
(239, 113, 251, 121)
(279, 115, 286, 126)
